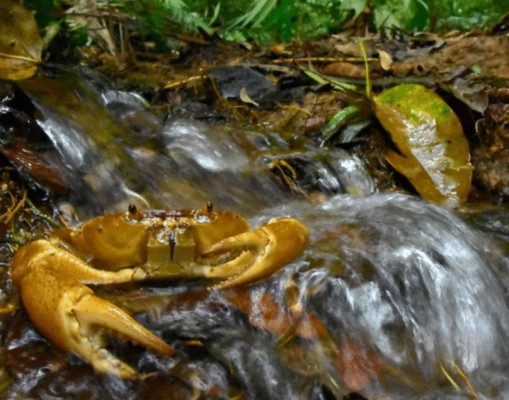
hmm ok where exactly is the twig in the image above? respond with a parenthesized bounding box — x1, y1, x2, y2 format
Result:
(272, 56, 378, 64)
(163, 75, 207, 90)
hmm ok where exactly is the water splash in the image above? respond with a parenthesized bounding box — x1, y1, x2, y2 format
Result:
(296, 194, 509, 397)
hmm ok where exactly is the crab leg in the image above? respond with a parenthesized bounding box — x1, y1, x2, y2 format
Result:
(11, 240, 174, 379)
(199, 218, 309, 289)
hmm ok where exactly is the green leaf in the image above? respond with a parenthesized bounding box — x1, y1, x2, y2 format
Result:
(303, 70, 358, 92)
(341, 0, 369, 19)
(371, 0, 429, 31)
(322, 106, 362, 143)
(229, 0, 278, 29)
(429, 0, 509, 31)
(373, 84, 473, 206)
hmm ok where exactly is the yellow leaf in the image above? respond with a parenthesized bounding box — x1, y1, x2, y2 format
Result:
(377, 49, 393, 70)
(0, 0, 42, 80)
(373, 84, 473, 206)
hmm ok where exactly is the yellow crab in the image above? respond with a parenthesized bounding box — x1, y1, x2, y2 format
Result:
(10, 205, 309, 379)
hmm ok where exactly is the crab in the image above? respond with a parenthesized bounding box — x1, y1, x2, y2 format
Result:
(10, 205, 309, 379)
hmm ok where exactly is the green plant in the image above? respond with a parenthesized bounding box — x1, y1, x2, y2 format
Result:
(23, 0, 509, 52)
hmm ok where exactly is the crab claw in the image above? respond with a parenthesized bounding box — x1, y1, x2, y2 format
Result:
(11, 240, 174, 379)
(200, 218, 309, 289)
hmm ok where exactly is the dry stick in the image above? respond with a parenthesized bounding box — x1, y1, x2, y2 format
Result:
(163, 75, 207, 90)
(271, 56, 378, 64)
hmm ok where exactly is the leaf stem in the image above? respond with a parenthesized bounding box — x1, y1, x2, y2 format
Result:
(0, 52, 40, 64)
(358, 38, 371, 99)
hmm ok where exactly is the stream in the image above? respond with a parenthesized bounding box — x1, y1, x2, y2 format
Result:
(2, 69, 509, 399)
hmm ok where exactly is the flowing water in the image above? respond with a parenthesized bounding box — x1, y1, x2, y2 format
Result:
(3, 70, 509, 399)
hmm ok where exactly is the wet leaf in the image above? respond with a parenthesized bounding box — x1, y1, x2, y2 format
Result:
(209, 66, 277, 106)
(0, 0, 42, 80)
(447, 77, 488, 113)
(0, 146, 68, 194)
(223, 288, 293, 336)
(335, 339, 382, 392)
(373, 84, 473, 206)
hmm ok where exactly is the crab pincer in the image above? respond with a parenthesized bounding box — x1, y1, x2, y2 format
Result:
(200, 218, 310, 289)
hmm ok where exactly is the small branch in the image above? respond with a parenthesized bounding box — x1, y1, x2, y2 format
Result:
(272, 56, 378, 64)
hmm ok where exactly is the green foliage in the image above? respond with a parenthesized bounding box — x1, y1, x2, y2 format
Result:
(150, 0, 211, 32)
(229, 0, 278, 29)
(370, 0, 509, 32)
(114, 0, 212, 49)
(22, 0, 509, 50)
(220, 0, 367, 43)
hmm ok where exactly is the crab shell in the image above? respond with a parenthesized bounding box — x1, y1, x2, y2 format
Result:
(10, 206, 309, 379)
